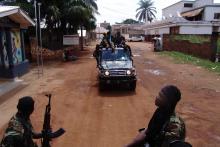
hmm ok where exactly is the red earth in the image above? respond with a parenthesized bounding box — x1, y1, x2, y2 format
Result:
(0, 42, 220, 147)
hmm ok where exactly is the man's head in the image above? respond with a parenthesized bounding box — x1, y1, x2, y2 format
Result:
(17, 96, 35, 117)
(117, 31, 121, 37)
(155, 85, 181, 109)
(107, 31, 110, 36)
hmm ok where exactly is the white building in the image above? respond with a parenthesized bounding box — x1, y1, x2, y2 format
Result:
(143, 0, 220, 36)
(112, 24, 144, 39)
(95, 27, 108, 39)
(162, 0, 195, 19)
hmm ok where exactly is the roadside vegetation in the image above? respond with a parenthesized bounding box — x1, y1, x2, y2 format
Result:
(1, 0, 98, 49)
(159, 51, 220, 74)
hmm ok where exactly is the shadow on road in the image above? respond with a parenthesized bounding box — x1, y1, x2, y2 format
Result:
(98, 85, 136, 98)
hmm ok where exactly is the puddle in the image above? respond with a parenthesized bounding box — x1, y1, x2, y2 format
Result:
(144, 61, 153, 65)
(13, 77, 23, 82)
(145, 69, 165, 76)
(51, 79, 65, 85)
(133, 54, 141, 57)
(207, 132, 220, 142)
(188, 105, 200, 113)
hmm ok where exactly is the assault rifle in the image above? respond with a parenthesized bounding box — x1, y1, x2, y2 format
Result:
(41, 94, 65, 147)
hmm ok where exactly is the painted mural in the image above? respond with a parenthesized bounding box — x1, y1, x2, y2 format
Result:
(1, 31, 9, 68)
(11, 30, 22, 64)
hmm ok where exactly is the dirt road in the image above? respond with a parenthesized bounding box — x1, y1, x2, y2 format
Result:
(0, 42, 220, 147)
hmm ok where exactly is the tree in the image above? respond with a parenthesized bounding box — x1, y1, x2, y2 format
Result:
(83, 0, 98, 14)
(1, 0, 98, 32)
(1, 0, 98, 49)
(122, 19, 139, 24)
(136, 0, 156, 23)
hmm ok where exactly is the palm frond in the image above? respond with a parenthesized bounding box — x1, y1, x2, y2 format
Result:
(136, 0, 157, 22)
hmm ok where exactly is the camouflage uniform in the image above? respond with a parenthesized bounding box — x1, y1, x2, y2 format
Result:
(0, 114, 36, 147)
(155, 113, 185, 147)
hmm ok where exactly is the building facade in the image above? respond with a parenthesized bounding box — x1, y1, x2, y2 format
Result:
(112, 24, 144, 40)
(0, 6, 34, 78)
(100, 21, 110, 30)
(143, 0, 220, 61)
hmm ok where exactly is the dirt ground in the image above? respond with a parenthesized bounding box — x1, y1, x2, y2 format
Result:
(0, 42, 220, 147)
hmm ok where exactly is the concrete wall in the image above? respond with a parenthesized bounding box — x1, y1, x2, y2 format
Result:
(112, 24, 144, 37)
(179, 25, 212, 34)
(162, 1, 194, 18)
(194, 0, 213, 7)
(159, 28, 170, 35)
(146, 27, 170, 35)
(163, 34, 216, 61)
(204, 7, 220, 21)
(217, 36, 220, 53)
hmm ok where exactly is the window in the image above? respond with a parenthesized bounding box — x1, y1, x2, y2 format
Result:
(170, 27, 179, 35)
(214, 13, 220, 19)
(184, 3, 193, 8)
(122, 29, 126, 34)
(101, 49, 130, 61)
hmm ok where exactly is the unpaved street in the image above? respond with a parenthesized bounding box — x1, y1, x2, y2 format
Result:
(0, 42, 220, 147)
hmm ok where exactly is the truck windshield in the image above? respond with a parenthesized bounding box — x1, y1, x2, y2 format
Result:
(101, 49, 130, 61)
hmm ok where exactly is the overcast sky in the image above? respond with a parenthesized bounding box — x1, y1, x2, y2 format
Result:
(96, 0, 220, 25)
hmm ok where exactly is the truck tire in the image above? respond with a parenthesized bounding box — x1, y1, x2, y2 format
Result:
(99, 81, 105, 91)
(129, 81, 136, 91)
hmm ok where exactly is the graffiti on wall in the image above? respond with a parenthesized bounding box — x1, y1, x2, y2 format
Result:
(0, 31, 9, 68)
(11, 30, 22, 64)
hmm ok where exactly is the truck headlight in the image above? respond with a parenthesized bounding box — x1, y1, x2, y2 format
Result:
(126, 70, 131, 75)
(104, 71, 110, 76)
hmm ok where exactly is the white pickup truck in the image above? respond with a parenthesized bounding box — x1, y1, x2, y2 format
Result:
(128, 36, 144, 42)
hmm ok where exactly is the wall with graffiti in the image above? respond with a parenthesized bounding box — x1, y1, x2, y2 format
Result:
(11, 29, 22, 64)
(0, 31, 9, 68)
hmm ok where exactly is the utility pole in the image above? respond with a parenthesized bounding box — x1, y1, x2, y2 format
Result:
(38, 2, 43, 76)
(34, 0, 43, 78)
(80, 25, 83, 51)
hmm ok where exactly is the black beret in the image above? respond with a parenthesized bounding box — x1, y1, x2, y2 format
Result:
(161, 85, 181, 104)
(17, 96, 35, 112)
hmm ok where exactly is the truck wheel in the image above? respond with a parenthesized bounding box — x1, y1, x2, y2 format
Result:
(99, 82, 105, 91)
(129, 81, 136, 91)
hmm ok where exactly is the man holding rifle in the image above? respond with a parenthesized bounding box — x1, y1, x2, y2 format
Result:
(1, 95, 64, 147)
(1, 96, 41, 147)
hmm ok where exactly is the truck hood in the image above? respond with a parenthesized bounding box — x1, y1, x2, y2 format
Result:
(101, 60, 133, 69)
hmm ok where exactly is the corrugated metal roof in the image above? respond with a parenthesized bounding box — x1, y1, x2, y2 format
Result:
(0, 5, 35, 28)
(0, 5, 19, 12)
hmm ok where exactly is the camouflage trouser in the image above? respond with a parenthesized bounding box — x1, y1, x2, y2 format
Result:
(0, 136, 38, 147)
